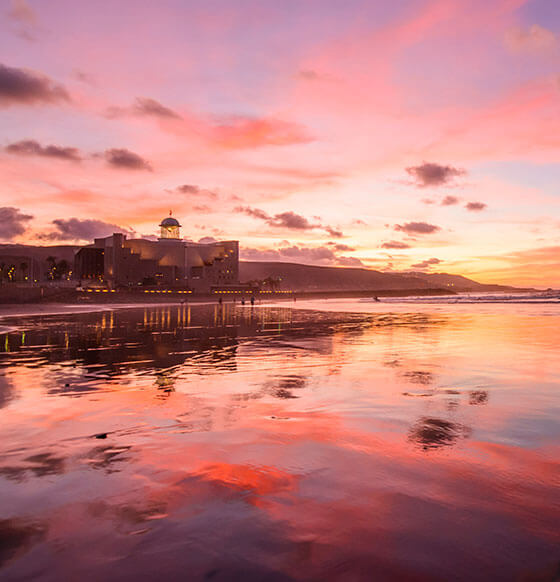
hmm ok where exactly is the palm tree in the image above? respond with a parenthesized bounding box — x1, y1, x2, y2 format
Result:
(46, 256, 57, 280)
(57, 259, 69, 280)
(20, 262, 29, 282)
(263, 276, 281, 292)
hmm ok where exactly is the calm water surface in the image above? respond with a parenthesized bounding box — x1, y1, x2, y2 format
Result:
(0, 300, 558, 581)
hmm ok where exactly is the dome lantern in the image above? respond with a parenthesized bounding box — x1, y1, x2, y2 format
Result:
(159, 211, 181, 240)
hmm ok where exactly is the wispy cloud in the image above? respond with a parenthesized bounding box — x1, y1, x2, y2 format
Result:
(381, 240, 411, 249)
(175, 184, 218, 199)
(39, 218, 134, 242)
(465, 201, 487, 212)
(5, 139, 82, 162)
(394, 222, 441, 234)
(241, 243, 361, 266)
(106, 97, 182, 120)
(235, 206, 343, 237)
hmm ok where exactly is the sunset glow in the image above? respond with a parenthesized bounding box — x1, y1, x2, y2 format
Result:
(1, 0, 559, 286)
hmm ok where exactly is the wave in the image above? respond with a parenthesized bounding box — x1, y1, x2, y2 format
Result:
(362, 292, 560, 304)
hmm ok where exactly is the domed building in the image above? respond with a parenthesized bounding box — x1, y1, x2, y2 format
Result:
(75, 214, 239, 292)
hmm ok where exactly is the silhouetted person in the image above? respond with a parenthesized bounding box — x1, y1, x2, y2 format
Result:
(250, 295, 255, 306)
(241, 297, 245, 306)
(218, 296, 222, 305)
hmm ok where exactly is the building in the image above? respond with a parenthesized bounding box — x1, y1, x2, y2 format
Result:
(75, 214, 239, 292)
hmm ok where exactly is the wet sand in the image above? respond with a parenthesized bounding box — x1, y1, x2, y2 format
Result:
(0, 301, 558, 581)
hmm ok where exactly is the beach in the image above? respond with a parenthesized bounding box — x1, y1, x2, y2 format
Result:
(0, 299, 558, 581)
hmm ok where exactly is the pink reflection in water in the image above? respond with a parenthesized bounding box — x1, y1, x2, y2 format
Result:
(0, 302, 558, 581)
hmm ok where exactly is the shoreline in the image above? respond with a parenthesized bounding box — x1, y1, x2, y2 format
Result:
(0, 288, 455, 315)
(1, 290, 556, 323)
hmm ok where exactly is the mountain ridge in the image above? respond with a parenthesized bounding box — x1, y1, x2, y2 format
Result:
(239, 261, 527, 292)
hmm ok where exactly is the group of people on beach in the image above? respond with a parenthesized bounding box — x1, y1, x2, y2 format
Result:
(218, 295, 255, 306)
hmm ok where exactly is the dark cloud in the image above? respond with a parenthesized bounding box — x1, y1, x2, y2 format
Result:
(394, 222, 441, 235)
(176, 184, 200, 195)
(441, 195, 459, 206)
(328, 243, 355, 252)
(133, 97, 182, 119)
(175, 184, 218, 199)
(104, 148, 152, 171)
(411, 257, 442, 269)
(235, 206, 343, 236)
(5, 139, 82, 161)
(324, 225, 344, 238)
(465, 201, 487, 212)
(105, 97, 181, 121)
(269, 211, 315, 230)
(406, 162, 466, 188)
(235, 206, 271, 221)
(280, 245, 334, 261)
(381, 241, 411, 249)
(0, 207, 33, 240)
(235, 206, 314, 229)
(198, 236, 218, 244)
(352, 219, 367, 226)
(241, 243, 361, 267)
(243, 245, 330, 264)
(40, 218, 134, 242)
(0, 63, 69, 107)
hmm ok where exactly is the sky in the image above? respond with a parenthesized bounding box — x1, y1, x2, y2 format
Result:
(0, 0, 559, 287)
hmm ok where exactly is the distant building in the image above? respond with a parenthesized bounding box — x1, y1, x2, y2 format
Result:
(75, 214, 239, 291)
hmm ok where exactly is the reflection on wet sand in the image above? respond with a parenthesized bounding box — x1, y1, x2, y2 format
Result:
(0, 519, 47, 569)
(0, 303, 559, 581)
(408, 417, 472, 450)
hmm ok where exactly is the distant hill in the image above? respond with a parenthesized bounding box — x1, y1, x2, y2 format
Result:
(241, 261, 436, 292)
(405, 272, 529, 292)
(240, 261, 526, 293)
(0, 244, 78, 263)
